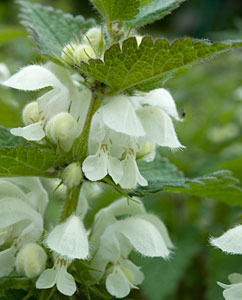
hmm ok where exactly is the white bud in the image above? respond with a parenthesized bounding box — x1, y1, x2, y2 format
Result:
(22, 101, 40, 125)
(61, 163, 83, 188)
(82, 27, 104, 53)
(73, 44, 96, 63)
(16, 243, 47, 278)
(0, 63, 10, 81)
(46, 112, 78, 152)
(61, 43, 79, 65)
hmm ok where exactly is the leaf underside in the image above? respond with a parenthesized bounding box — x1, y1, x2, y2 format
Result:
(18, 0, 96, 59)
(131, 154, 242, 206)
(81, 37, 242, 93)
(127, 0, 187, 28)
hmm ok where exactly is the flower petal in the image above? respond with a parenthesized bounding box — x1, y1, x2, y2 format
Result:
(107, 156, 123, 184)
(0, 247, 16, 277)
(82, 147, 108, 181)
(134, 89, 181, 121)
(119, 154, 138, 189)
(229, 274, 242, 284)
(106, 266, 131, 298)
(46, 215, 89, 260)
(57, 265, 76, 296)
(36, 268, 57, 290)
(210, 225, 242, 254)
(137, 107, 183, 148)
(223, 283, 242, 300)
(120, 259, 144, 285)
(3, 65, 64, 91)
(102, 95, 145, 137)
(10, 122, 45, 141)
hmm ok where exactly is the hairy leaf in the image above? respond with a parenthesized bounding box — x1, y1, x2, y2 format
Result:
(0, 126, 30, 147)
(18, 1, 96, 59)
(127, 0, 186, 28)
(90, 0, 140, 21)
(81, 37, 242, 93)
(131, 154, 242, 205)
(0, 146, 65, 177)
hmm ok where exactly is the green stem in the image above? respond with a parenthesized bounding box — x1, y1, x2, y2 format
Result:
(60, 184, 81, 222)
(73, 95, 100, 162)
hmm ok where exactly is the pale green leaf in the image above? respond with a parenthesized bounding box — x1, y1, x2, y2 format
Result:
(0, 146, 65, 177)
(81, 37, 242, 93)
(90, 0, 140, 21)
(0, 126, 30, 147)
(18, 1, 96, 59)
(127, 0, 186, 28)
(131, 154, 242, 206)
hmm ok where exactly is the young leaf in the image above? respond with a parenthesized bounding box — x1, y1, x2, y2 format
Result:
(81, 37, 242, 93)
(0, 126, 30, 147)
(131, 155, 242, 206)
(127, 0, 186, 28)
(18, 1, 96, 59)
(0, 146, 66, 177)
(90, 0, 140, 22)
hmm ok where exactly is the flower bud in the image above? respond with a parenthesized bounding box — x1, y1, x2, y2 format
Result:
(61, 162, 83, 188)
(0, 63, 10, 81)
(136, 36, 143, 47)
(61, 43, 79, 65)
(16, 243, 47, 278)
(82, 27, 104, 54)
(46, 112, 78, 152)
(73, 44, 96, 63)
(22, 101, 40, 125)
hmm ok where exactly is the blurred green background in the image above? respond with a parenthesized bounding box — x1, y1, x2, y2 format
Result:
(1, 1, 242, 300)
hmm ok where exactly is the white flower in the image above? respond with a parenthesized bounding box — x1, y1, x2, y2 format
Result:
(90, 198, 172, 298)
(210, 225, 242, 254)
(2, 63, 91, 142)
(22, 101, 40, 125)
(218, 273, 242, 300)
(0, 178, 47, 277)
(82, 27, 104, 55)
(36, 256, 76, 296)
(16, 243, 47, 278)
(46, 215, 89, 260)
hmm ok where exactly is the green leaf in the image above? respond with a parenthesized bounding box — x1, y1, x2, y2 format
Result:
(90, 0, 140, 22)
(131, 154, 242, 206)
(0, 146, 66, 178)
(18, 1, 96, 59)
(0, 126, 30, 147)
(81, 37, 242, 93)
(127, 0, 186, 28)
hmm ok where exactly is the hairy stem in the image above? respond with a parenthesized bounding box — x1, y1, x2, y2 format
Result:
(60, 184, 81, 222)
(73, 94, 100, 162)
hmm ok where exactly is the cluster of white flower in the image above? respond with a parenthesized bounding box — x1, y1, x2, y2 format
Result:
(0, 27, 183, 298)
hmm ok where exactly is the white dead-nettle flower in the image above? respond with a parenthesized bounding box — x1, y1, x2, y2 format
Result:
(90, 198, 173, 298)
(218, 273, 242, 300)
(210, 224, 242, 254)
(16, 243, 47, 278)
(36, 256, 76, 296)
(74, 44, 96, 63)
(91, 216, 172, 298)
(46, 112, 79, 152)
(82, 110, 147, 189)
(22, 101, 40, 126)
(136, 141, 156, 162)
(61, 162, 83, 188)
(2, 63, 91, 142)
(46, 215, 89, 260)
(0, 178, 48, 277)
